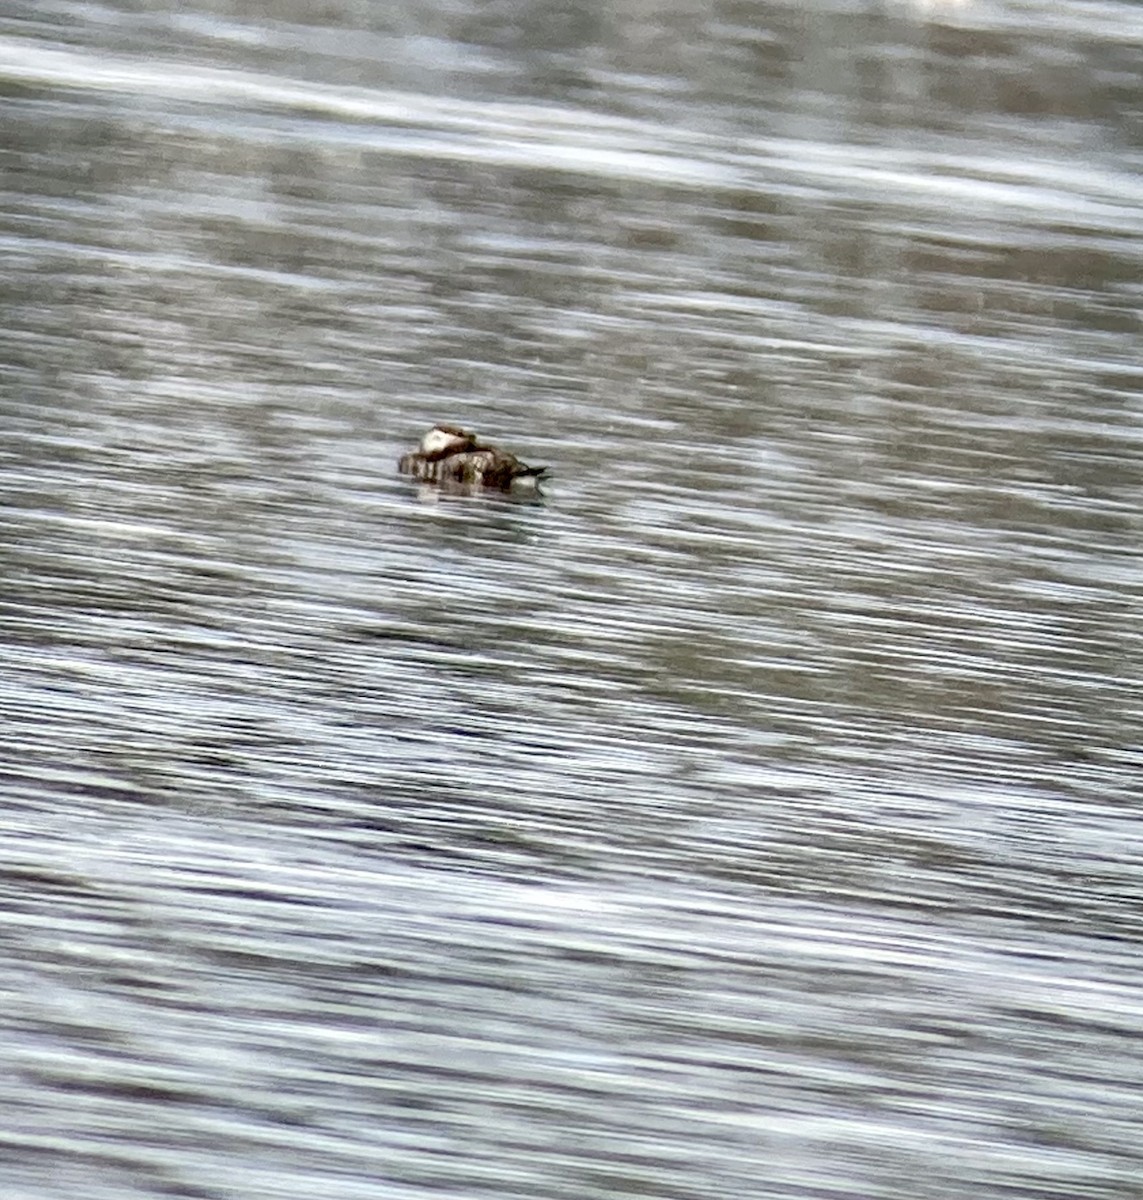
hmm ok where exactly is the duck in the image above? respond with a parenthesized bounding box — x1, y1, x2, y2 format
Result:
(398, 424, 548, 492)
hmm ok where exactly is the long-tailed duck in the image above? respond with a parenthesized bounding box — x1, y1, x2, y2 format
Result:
(398, 424, 548, 492)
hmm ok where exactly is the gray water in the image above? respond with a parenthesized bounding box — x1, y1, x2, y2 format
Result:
(2, 2, 1142, 1198)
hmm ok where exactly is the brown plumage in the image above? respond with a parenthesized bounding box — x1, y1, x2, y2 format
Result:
(398, 424, 548, 492)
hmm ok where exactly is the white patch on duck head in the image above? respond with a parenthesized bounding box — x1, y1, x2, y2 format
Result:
(420, 424, 475, 456)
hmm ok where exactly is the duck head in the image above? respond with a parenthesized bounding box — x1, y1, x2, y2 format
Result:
(420, 424, 477, 458)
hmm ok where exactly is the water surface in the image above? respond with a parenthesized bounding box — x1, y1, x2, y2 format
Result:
(2, 2, 1142, 1198)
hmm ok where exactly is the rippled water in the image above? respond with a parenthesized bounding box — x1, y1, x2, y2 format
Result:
(2, 2, 1142, 1197)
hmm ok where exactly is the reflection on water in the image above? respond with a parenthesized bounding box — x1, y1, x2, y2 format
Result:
(2, 2, 1142, 1198)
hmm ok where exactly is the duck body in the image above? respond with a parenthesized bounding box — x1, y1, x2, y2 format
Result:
(398, 424, 548, 492)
